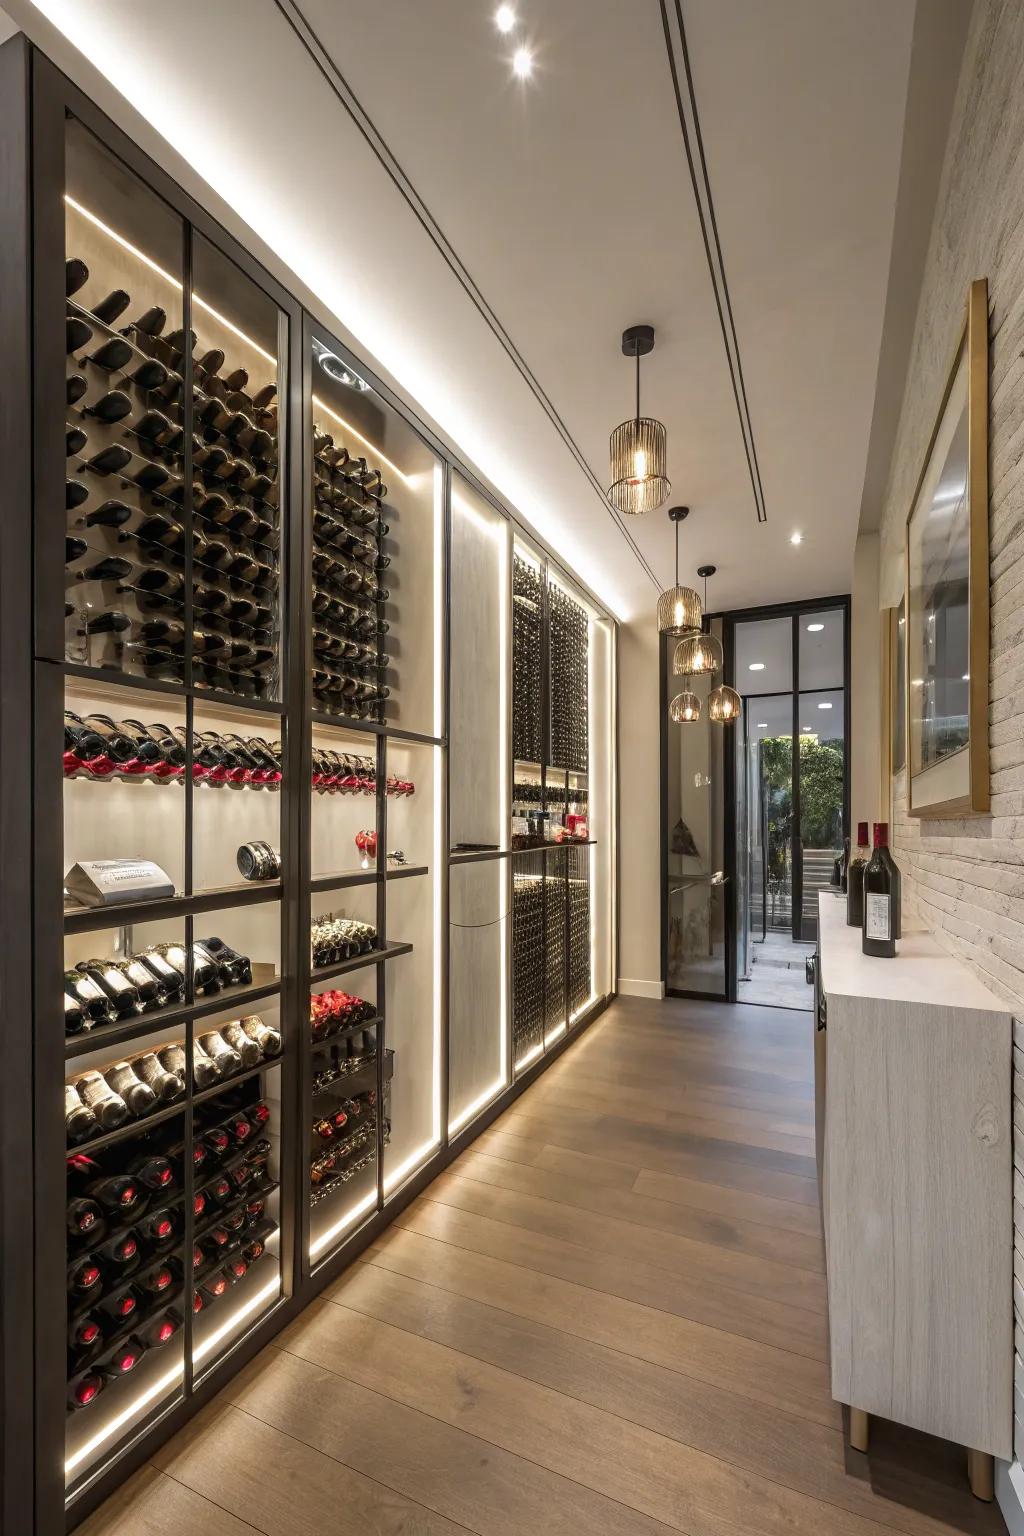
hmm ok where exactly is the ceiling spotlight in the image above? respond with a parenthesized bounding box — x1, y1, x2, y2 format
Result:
(790, 532, 803, 546)
(495, 3, 516, 32)
(802, 725, 812, 732)
(806, 622, 824, 632)
(757, 722, 768, 729)
(748, 662, 765, 672)
(313, 339, 370, 392)
(608, 325, 670, 515)
(818, 701, 833, 710)
(512, 45, 533, 78)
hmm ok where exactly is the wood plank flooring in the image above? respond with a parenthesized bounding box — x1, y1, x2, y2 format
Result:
(80, 996, 1008, 1536)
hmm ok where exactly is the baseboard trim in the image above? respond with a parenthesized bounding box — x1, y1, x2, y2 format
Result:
(617, 977, 665, 1000)
(997, 1458, 1024, 1535)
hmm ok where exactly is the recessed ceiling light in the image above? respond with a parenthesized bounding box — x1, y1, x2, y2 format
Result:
(818, 701, 833, 710)
(495, 4, 516, 32)
(757, 722, 768, 729)
(512, 44, 533, 77)
(962, 672, 970, 681)
(790, 532, 803, 546)
(748, 662, 765, 671)
(802, 725, 812, 732)
(806, 622, 824, 632)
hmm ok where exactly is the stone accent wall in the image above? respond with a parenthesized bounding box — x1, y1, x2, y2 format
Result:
(879, 0, 1024, 1009)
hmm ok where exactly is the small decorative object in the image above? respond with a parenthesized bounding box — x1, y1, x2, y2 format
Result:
(64, 858, 174, 909)
(608, 325, 670, 515)
(354, 829, 377, 868)
(673, 566, 723, 678)
(708, 684, 741, 724)
(905, 279, 989, 815)
(236, 841, 281, 882)
(671, 817, 699, 857)
(386, 849, 409, 867)
(669, 691, 701, 723)
(656, 507, 702, 636)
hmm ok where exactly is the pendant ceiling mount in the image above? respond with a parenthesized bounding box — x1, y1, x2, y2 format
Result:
(656, 507, 702, 637)
(608, 324, 670, 517)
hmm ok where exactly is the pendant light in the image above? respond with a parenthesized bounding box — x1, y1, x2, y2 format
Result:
(669, 690, 701, 723)
(656, 506, 702, 637)
(708, 684, 741, 723)
(608, 325, 670, 516)
(673, 565, 723, 678)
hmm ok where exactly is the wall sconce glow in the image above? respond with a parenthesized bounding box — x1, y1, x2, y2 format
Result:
(512, 45, 534, 78)
(495, 4, 517, 32)
(748, 662, 765, 672)
(790, 532, 803, 545)
(806, 622, 824, 632)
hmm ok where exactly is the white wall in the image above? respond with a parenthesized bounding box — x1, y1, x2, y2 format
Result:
(850, 532, 881, 831)
(617, 621, 663, 997)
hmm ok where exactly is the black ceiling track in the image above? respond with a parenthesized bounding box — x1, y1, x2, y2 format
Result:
(660, 0, 769, 525)
(272, 0, 662, 593)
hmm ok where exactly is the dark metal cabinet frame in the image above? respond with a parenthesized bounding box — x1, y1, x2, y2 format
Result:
(659, 595, 850, 1001)
(0, 37, 617, 1534)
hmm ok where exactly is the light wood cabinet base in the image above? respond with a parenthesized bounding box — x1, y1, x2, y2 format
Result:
(849, 1408, 869, 1453)
(967, 1449, 994, 1502)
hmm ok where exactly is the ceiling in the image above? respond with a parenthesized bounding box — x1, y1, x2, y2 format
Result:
(7, 0, 962, 620)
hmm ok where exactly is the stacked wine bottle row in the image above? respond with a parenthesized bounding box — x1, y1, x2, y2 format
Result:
(544, 866, 567, 1031)
(512, 554, 543, 764)
(568, 852, 591, 1017)
(64, 938, 253, 1036)
(511, 865, 545, 1059)
(66, 1082, 277, 1414)
(64, 258, 281, 699)
(549, 582, 588, 773)
(64, 714, 417, 802)
(309, 988, 387, 1206)
(311, 916, 379, 970)
(311, 425, 391, 719)
(65, 1014, 281, 1146)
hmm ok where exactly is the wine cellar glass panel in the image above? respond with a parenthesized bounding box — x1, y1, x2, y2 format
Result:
(190, 235, 286, 705)
(310, 337, 442, 737)
(64, 120, 187, 685)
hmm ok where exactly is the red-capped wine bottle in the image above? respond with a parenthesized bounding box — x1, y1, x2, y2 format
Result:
(846, 822, 870, 928)
(862, 823, 898, 958)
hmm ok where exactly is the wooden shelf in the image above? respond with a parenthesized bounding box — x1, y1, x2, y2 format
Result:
(310, 940, 412, 985)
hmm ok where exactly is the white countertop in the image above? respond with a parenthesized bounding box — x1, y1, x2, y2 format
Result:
(817, 890, 1014, 1013)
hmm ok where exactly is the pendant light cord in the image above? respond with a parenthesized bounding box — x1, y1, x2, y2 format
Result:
(635, 349, 641, 429)
(674, 516, 679, 586)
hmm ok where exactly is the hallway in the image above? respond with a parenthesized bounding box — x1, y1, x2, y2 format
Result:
(82, 997, 1005, 1536)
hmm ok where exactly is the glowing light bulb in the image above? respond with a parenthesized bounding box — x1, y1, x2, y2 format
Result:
(633, 447, 647, 480)
(495, 4, 516, 31)
(512, 45, 533, 78)
(673, 600, 684, 626)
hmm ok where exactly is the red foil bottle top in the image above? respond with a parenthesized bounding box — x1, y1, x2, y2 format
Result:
(857, 821, 869, 846)
(873, 821, 889, 849)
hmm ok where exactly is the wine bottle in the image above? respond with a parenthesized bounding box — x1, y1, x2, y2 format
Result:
(92, 289, 132, 325)
(846, 822, 870, 928)
(65, 1083, 98, 1144)
(240, 1014, 281, 1057)
(67, 1196, 104, 1239)
(75, 1069, 129, 1131)
(217, 1021, 261, 1068)
(862, 823, 897, 958)
(197, 1031, 242, 1078)
(134, 1051, 185, 1102)
(102, 1061, 157, 1118)
(876, 827, 902, 939)
(66, 257, 89, 296)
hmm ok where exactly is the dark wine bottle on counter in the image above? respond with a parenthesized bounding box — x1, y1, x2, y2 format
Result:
(862, 822, 897, 958)
(846, 821, 869, 928)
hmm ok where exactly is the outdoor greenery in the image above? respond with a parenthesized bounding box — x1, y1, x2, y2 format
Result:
(760, 734, 844, 882)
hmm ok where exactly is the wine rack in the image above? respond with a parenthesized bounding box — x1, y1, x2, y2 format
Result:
(550, 582, 589, 773)
(1, 40, 615, 1533)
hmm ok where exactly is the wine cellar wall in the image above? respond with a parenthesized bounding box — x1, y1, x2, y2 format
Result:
(0, 38, 616, 1535)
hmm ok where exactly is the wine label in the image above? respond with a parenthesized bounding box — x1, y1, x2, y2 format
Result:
(864, 892, 891, 941)
(65, 859, 175, 908)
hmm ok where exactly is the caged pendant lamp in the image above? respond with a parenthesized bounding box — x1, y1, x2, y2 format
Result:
(669, 690, 701, 723)
(608, 325, 670, 516)
(657, 507, 702, 637)
(708, 684, 741, 723)
(672, 565, 723, 678)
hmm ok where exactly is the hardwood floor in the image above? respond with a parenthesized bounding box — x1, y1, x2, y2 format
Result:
(80, 996, 1007, 1536)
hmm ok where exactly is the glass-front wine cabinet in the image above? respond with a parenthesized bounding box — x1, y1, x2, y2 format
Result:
(0, 37, 617, 1535)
